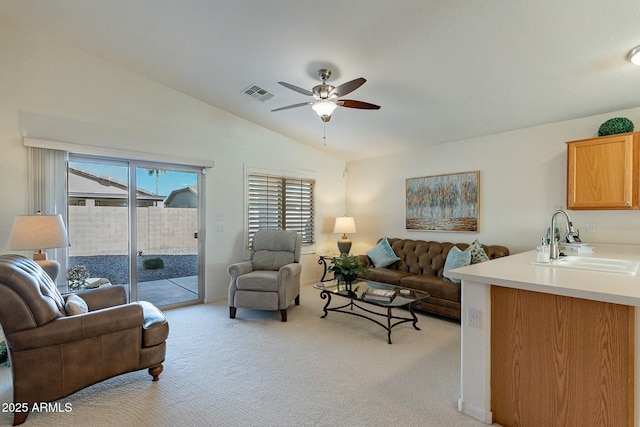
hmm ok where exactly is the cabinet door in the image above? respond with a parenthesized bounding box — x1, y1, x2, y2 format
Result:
(491, 286, 634, 427)
(567, 133, 637, 209)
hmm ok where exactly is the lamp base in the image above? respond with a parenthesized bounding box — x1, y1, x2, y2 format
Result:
(33, 251, 47, 261)
(337, 239, 352, 255)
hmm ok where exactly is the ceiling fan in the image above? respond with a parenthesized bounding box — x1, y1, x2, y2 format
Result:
(271, 69, 380, 122)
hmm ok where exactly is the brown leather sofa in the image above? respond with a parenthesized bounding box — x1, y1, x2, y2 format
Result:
(0, 254, 168, 425)
(357, 238, 509, 320)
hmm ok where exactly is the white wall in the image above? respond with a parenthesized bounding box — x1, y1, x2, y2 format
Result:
(346, 107, 640, 255)
(6, 17, 640, 303)
(0, 19, 345, 301)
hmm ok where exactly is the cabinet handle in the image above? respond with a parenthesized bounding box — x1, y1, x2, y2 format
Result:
(625, 200, 631, 205)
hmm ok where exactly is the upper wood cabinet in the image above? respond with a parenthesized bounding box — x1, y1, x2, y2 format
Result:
(567, 132, 640, 210)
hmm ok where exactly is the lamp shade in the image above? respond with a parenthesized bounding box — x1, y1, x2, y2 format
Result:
(333, 216, 356, 234)
(7, 214, 70, 251)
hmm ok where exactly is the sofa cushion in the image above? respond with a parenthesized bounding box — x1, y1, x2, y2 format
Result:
(364, 269, 412, 286)
(400, 275, 460, 302)
(366, 237, 401, 268)
(236, 270, 280, 292)
(65, 294, 88, 316)
(469, 239, 490, 263)
(252, 250, 295, 271)
(443, 246, 471, 283)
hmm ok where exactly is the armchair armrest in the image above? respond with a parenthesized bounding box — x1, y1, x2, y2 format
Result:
(228, 261, 254, 279)
(74, 284, 128, 311)
(8, 303, 144, 351)
(279, 262, 302, 280)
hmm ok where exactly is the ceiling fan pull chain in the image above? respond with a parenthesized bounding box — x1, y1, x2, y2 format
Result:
(323, 122, 327, 146)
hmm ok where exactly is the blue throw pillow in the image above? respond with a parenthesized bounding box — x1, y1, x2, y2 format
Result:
(366, 237, 400, 268)
(443, 246, 471, 283)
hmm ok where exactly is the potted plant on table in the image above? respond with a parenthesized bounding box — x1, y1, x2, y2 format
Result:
(328, 254, 369, 293)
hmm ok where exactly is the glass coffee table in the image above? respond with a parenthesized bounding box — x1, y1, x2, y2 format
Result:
(313, 280, 430, 344)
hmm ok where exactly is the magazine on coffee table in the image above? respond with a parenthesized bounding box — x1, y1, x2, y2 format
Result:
(364, 288, 396, 302)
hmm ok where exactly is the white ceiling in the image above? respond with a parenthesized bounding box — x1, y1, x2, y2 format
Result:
(3, 1, 640, 161)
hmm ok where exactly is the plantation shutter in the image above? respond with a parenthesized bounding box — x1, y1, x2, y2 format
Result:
(285, 178, 314, 245)
(247, 173, 314, 249)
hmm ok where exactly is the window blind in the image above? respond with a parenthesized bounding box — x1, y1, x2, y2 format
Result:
(247, 173, 315, 249)
(27, 147, 69, 287)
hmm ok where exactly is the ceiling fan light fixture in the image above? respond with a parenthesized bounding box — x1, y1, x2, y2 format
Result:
(312, 99, 337, 118)
(273, 68, 379, 122)
(629, 45, 640, 65)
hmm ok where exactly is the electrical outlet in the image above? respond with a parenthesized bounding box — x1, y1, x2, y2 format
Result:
(586, 222, 596, 233)
(467, 308, 481, 328)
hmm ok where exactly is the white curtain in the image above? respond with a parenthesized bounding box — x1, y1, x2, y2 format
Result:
(28, 146, 69, 286)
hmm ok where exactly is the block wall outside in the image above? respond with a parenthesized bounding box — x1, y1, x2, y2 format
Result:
(68, 206, 197, 256)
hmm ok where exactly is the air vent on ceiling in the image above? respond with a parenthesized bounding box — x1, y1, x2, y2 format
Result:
(243, 84, 274, 102)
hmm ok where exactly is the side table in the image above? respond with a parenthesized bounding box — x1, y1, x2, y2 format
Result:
(62, 277, 111, 294)
(318, 255, 338, 282)
(83, 277, 111, 289)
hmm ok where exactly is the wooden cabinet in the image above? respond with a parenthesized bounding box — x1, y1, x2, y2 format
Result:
(566, 132, 640, 209)
(492, 286, 634, 427)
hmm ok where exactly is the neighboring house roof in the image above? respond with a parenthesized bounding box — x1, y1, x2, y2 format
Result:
(69, 167, 164, 202)
(164, 186, 197, 208)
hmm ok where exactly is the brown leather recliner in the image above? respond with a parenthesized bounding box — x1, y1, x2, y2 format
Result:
(0, 254, 168, 425)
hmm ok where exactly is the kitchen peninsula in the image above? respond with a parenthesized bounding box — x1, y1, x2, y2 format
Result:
(448, 244, 640, 427)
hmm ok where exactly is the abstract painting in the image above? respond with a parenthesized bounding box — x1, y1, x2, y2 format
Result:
(406, 171, 479, 232)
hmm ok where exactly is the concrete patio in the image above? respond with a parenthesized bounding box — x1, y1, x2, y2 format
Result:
(137, 275, 199, 306)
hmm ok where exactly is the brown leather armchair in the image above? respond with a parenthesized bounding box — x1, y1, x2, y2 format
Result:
(0, 254, 169, 425)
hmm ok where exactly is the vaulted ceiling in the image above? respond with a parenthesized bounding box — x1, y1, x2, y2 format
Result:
(3, 1, 640, 161)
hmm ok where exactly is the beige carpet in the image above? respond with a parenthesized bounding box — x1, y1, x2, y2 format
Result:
(0, 285, 486, 427)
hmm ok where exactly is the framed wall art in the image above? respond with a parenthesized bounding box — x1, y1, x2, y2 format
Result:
(406, 171, 479, 232)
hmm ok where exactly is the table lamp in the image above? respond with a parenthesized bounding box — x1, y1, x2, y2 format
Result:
(333, 216, 356, 254)
(7, 212, 70, 281)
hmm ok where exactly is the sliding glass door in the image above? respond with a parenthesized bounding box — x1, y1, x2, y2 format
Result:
(67, 159, 131, 292)
(67, 156, 204, 308)
(133, 166, 200, 305)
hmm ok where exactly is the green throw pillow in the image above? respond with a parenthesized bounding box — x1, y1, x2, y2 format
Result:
(468, 239, 489, 264)
(443, 246, 471, 283)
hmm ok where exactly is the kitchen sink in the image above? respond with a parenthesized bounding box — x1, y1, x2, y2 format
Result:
(534, 256, 639, 275)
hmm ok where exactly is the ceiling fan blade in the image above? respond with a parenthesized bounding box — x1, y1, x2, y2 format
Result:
(336, 99, 381, 110)
(331, 78, 366, 97)
(278, 81, 314, 97)
(271, 102, 313, 112)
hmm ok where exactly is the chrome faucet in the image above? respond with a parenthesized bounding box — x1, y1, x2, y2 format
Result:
(549, 209, 577, 260)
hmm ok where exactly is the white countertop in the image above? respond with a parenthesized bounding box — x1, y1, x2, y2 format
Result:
(447, 243, 640, 306)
